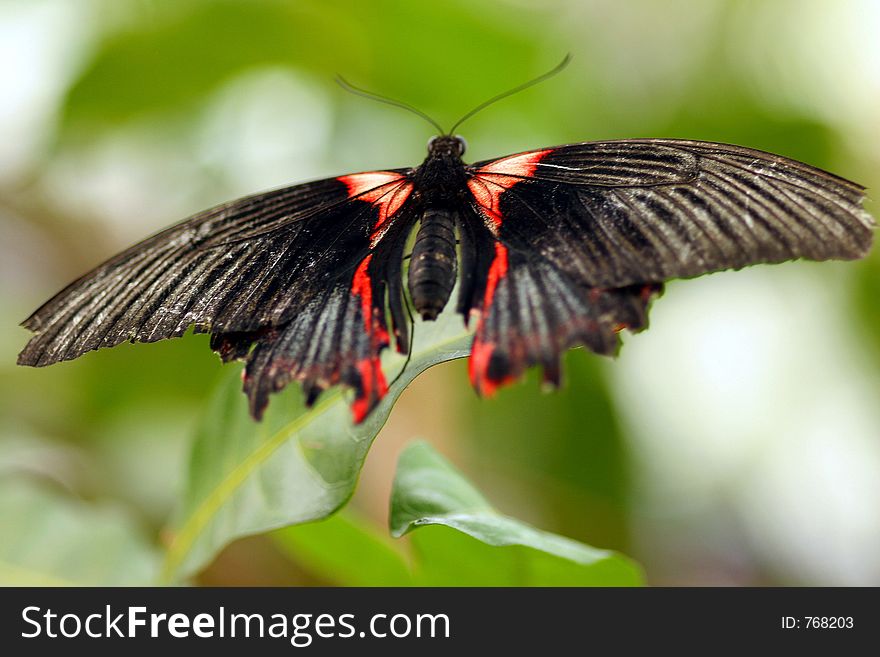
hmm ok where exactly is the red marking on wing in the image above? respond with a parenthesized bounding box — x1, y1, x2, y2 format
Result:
(338, 172, 413, 245)
(351, 255, 375, 328)
(370, 181, 413, 241)
(351, 357, 388, 424)
(478, 149, 553, 178)
(640, 283, 658, 302)
(468, 242, 513, 396)
(338, 171, 405, 198)
(484, 241, 509, 306)
(467, 177, 504, 230)
(350, 254, 391, 423)
(351, 255, 390, 345)
(467, 150, 552, 233)
(468, 338, 496, 395)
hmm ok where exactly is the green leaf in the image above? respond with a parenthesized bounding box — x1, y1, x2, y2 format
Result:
(391, 441, 644, 586)
(162, 304, 471, 583)
(456, 350, 633, 551)
(0, 477, 160, 586)
(273, 511, 411, 586)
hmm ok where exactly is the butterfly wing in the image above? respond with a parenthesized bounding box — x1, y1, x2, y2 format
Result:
(20, 139, 875, 422)
(463, 139, 874, 393)
(19, 169, 416, 421)
(470, 139, 873, 286)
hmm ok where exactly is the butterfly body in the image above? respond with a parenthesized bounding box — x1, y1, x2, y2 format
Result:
(401, 135, 471, 321)
(407, 205, 459, 321)
(18, 136, 875, 423)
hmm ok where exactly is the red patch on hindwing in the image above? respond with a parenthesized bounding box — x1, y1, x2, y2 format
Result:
(351, 256, 382, 337)
(351, 357, 388, 424)
(349, 254, 390, 423)
(468, 150, 551, 233)
(468, 242, 514, 396)
(338, 172, 413, 246)
(483, 242, 509, 307)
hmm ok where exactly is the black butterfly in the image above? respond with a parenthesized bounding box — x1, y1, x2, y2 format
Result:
(17, 131, 875, 422)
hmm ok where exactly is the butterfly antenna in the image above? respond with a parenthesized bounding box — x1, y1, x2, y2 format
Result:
(449, 54, 572, 135)
(336, 75, 445, 135)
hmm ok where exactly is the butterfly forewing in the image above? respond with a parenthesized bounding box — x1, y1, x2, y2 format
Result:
(18, 169, 419, 421)
(474, 140, 873, 289)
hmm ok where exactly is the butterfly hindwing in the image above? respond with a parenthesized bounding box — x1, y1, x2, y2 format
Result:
(240, 209, 414, 421)
(460, 218, 662, 396)
(18, 169, 417, 421)
(463, 139, 873, 397)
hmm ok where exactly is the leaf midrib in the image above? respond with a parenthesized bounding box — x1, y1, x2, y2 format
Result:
(160, 331, 471, 583)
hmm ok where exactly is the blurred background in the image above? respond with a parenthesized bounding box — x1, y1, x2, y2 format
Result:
(1, 0, 879, 585)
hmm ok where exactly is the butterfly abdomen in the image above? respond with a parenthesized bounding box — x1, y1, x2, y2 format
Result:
(407, 207, 458, 320)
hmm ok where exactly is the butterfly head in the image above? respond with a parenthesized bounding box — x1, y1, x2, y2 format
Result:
(427, 135, 467, 159)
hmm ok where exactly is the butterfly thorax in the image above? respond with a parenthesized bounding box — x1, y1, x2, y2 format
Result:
(406, 136, 469, 320)
(412, 136, 468, 200)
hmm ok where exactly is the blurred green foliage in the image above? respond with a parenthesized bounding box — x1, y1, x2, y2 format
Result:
(0, 476, 159, 585)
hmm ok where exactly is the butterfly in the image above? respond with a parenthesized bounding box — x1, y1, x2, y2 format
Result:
(17, 132, 875, 422)
(16, 56, 876, 424)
